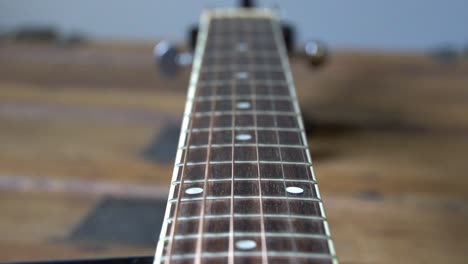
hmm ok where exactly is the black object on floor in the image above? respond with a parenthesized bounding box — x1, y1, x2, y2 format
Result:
(4, 256, 154, 264)
(141, 124, 181, 164)
(69, 197, 166, 247)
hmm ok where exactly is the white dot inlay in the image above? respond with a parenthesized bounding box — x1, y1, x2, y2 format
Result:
(185, 187, 203, 195)
(236, 101, 251, 109)
(236, 42, 248, 52)
(286, 186, 304, 194)
(235, 239, 257, 250)
(236, 72, 249, 79)
(235, 134, 252, 141)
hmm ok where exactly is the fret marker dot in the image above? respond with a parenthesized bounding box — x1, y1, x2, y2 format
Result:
(236, 101, 251, 109)
(236, 42, 248, 52)
(286, 186, 304, 194)
(236, 134, 252, 141)
(236, 72, 249, 79)
(185, 187, 203, 195)
(235, 239, 257, 250)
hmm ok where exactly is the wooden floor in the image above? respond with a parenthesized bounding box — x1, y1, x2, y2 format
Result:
(1, 41, 467, 263)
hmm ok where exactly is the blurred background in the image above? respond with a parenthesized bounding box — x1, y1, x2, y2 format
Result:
(1, 1, 467, 263)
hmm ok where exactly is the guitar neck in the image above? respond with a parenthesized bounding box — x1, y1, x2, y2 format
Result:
(155, 8, 337, 264)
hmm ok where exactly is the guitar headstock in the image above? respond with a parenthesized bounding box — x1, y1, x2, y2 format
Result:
(155, 0, 327, 77)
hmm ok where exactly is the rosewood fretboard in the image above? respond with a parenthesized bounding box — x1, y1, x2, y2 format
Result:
(154, 9, 337, 264)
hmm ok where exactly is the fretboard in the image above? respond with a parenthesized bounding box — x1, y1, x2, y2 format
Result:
(154, 9, 337, 264)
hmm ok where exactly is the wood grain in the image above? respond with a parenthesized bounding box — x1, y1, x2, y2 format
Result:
(0, 41, 467, 263)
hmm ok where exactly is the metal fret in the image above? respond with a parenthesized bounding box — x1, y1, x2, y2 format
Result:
(188, 127, 303, 132)
(201, 65, 284, 72)
(168, 196, 322, 203)
(162, 232, 330, 241)
(187, 110, 299, 116)
(198, 79, 288, 86)
(179, 143, 307, 149)
(172, 178, 316, 184)
(176, 160, 312, 166)
(206, 34, 276, 41)
(167, 213, 326, 222)
(204, 50, 280, 58)
(160, 252, 334, 261)
(190, 95, 293, 101)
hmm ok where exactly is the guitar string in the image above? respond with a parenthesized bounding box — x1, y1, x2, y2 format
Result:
(228, 17, 236, 264)
(194, 18, 220, 264)
(247, 18, 270, 264)
(265, 19, 300, 263)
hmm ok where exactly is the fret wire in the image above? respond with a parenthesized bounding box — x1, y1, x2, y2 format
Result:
(166, 213, 327, 223)
(208, 29, 274, 35)
(205, 43, 277, 48)
(205, 43, 277, 50)
(205, 42, 276, 48)
(189, 95, 293, 102)
(176, 160, 312, 166)
(248, 22, 269, 263)
(198, 79, 287, 86)
(205, 45, 277, 50)
(204, 45, 279, 51)
(208, 8, 275, 17)
(205, 41, 277, 47)
(161, 251, 335, 261)
(204, 46, 277, 51)
(207, 34, 275, 41)
(186, 110, 299, 117)
(228, 17, 236, 264)
(204, 50, 280, 58)
(172, 178, 316, 185)
(188, 127, 303, 132)
(271, 8, 337, 261)
(201, 65, 284, 72)
(179, 143, 307, 150)
(206, 34, 269, 39)
(162, 232, 331, 241)
(205, 40, 276, 46)
(204, 49, 277, 55)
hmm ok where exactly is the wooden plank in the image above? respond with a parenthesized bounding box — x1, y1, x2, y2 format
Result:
(0, 42, 467, 263)
(328, 195, 468, 264)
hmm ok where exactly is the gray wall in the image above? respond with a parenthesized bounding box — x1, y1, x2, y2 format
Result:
(0, 0, 467, 50)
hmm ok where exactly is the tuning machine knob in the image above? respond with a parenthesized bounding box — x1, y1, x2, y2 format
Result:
(303, 40, 328, 67)
(154, 41, 193, 77)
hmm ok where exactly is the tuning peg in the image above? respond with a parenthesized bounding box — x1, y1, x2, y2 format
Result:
(282, 23, 295, 54)
(304, 40, 328, 67)
(154, 41, 193, 77)
(188, 25, 198, 51)
(240, 0, 255, 8)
